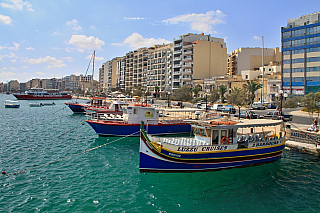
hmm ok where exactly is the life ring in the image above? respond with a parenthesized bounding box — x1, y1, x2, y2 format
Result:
(141, 101, 147, 107)
(221, 137, 229, 145)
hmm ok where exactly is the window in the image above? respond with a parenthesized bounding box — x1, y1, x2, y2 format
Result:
(293, 49, 304, 54)
(283, 51, 291, 55)
(283, 59, 291, 64)
(292, 68, 304, 73)
(307, 57, 320, 62)
(292, 58, 304, 63)
(306, 67, 320, 72)
(306, 47, 320, 53)
(283, 68, 290, 73)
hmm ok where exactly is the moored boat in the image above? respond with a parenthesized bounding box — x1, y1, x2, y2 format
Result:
(4, 100, 20, 108)
(13, 88, 72, 100)
(86, 104, 191, 137)
(139, 119, 285, 173)
(83, 100, 130, 115)
(65, 97, 106, 114)
(29, 103, 43, 107)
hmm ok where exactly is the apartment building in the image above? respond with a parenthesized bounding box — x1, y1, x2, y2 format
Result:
(173, 33, 227, 90)
(227, 47, 281, 76)
(100, 57, 121, 92)
(281, 12, 320, 95)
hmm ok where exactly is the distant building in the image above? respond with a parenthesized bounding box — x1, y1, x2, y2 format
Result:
(228, 47, 281, 76)
(8, 80, 20, 92)
(281, 12, 320, 95)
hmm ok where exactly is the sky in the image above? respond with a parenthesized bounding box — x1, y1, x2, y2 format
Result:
(1, 0, 320, 83)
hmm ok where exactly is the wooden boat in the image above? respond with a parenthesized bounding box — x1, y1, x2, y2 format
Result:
(13, 88, 72, 100)
(41, 102, 56, 106)
(29, 103, 43, 107)
(83, 100, 130, 115)
(139, 119, 285, 173)
(4, 100, 20, 108)
(65, 97, 106, 114)
(86, 104, 191, 137)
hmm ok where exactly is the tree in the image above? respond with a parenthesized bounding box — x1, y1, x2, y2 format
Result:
(154, 86, 160, 98)
(227, 87, 247, 119)
(302, 92, 320, 118)
(173, 85, 192, 102)
(208, 89, 220, 103)
(218, 85, 227, 103)
(192, 85, 202, 98)
(243, 80, 262, 105)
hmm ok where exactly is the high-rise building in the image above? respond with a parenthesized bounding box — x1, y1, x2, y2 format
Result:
(173, 33, 227, 90)
(281, 12, 320, 95)
(227, 47, 281, 76)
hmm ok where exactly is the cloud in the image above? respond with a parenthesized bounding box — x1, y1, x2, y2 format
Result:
(35, 71, 46, 76)
(0, 14, 12, 25)
(68, 35, 105, 50)
(1, 42, 20, 51)
(66, 19, 81, 32)
(63, 57, 73, 62)
(53, 31, 62, 36)
(20, 66, 28, 69)
(24, 56, 66, 69)
(162, 10, 226, 34)
(0, 67, 7, 71)
(10, 67, 17, 71)
(11, 59, 16, 62)
(112, 33, 170, 49)
(253, 36, 261, 40)
(0, 70, 18, 79)
(0, 0, 34, 11)
(0, 53, 17, 61)
(124, 17, 146, 21)
(89, 25, 96, 30)
(77, 48, 84, 52)
(26, 47, 34, 50)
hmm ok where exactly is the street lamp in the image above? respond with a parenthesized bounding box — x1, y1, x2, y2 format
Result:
(275, 90, 288, 116)
(167, 91, 171, 108)
(205, 93, 208, 112)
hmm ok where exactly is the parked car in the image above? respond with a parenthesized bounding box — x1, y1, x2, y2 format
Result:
(212, 104, 224, 111)
(173, 101, 181, 106)
(251, 102, 266, 110)
(267, 103, 277, 109)
(260, 110, 293, 121)
(234, 111, 259, 119)
(221, 106, 236, 114)
(193, 103, 202, 109)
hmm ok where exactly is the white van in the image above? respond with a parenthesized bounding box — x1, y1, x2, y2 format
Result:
(211, 104, 224, 111)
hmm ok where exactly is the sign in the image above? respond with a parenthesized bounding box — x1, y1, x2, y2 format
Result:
(144, 111, 153, 118)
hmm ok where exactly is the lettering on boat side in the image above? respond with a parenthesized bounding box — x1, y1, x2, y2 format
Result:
(290, 131, 320, 143)
(251, 140, 280, 147)
(176, 146, 228, 152)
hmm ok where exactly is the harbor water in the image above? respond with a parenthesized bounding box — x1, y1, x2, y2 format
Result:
(1, 94, 320, 212)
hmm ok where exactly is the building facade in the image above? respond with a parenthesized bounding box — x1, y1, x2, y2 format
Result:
(228, 47, 281, 76)
(173, 33, 227, 90)
(281, 12, 320, 95)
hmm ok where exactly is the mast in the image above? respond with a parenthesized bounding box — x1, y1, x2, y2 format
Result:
(262, 36, 264, 104)
(92, 51, 95, 97)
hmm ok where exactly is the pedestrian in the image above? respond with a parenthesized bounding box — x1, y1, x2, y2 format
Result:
(249, 111, 253, 119)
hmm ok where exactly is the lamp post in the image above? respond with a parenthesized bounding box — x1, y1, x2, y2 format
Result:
(167, 91, 171, 108)
(205, 93, 208, 112)
(276, 90, 288, 116)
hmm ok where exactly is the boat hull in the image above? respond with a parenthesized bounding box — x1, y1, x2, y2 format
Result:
(5, 105, 20, 108)
(86, 120, 191, 137)
(139, 131, 285, 173)
(65, 103, 86, 113)
(13, 94, 72, 100)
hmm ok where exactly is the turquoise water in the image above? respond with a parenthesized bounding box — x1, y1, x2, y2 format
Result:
(1, 94, 320, 212)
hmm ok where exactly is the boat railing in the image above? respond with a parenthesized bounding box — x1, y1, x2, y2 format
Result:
(149, 136, 209, 146)
(87, 112, 123, 121)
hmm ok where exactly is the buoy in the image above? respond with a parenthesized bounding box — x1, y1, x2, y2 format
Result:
(2, 171, 6, 175)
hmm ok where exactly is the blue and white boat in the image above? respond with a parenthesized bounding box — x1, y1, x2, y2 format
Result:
(86, 105, 191, 137)
(4, 100, 20, 108)
(139, 119, 285, 173)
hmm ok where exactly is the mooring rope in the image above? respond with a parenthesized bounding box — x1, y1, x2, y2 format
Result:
(52, 105, 67, 114)
(56, 121, 86, 138)
(3, 130, 141, 176)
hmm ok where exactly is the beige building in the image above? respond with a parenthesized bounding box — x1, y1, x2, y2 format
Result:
(100, 57, 121, 92)
(173, 33, 227, 90)
(228, 47, 281, 75)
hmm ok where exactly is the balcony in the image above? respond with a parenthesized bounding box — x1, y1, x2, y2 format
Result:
(183, 50, 193, 55)
(182, 63, 193, 68)
(183, 44, 193, 49)
(174, 63, 182, 68)
(182, 56, 193, 62)
(174, 50, 182, 55)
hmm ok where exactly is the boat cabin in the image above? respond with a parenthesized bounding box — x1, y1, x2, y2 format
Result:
(192, 123, 237, 146)
(123, 106, 159, 125)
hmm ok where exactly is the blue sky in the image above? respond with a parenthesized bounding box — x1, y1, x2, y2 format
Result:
(1, 0, 320, 83)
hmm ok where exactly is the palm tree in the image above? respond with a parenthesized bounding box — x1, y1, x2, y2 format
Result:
(192, 85, 202, 98)
(219, 85, 227, 103)
(243, 80, 262, 105)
